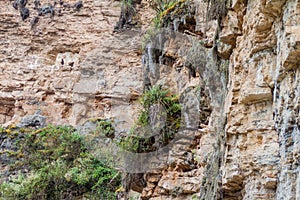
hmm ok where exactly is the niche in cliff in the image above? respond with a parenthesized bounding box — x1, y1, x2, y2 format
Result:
(114, 0, 142, 32)
(0, 97, 15, 124)
(9, 0, 84, 29)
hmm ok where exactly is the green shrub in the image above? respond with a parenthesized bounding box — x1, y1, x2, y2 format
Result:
(0, 125, 121, 200)
(95, 119, 115, 139)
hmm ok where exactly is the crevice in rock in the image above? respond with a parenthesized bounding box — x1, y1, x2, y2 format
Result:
(114, 0, 141, 32)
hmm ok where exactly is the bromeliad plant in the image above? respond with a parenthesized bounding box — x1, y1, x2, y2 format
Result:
(149, 0, 189, 28)
(117, 85, 182, 153)
(138, 85, 181, 127)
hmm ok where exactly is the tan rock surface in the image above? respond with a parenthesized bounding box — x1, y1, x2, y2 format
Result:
(222, 0, 300, 199)
(0, 0, 146, 127)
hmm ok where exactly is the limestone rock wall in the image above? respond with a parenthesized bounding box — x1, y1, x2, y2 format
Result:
(0, 0, 145, 127)
(0, 0, 300, 200)
(222, 0, 300, 199)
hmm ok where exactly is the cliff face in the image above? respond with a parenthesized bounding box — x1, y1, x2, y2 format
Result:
(223, 0, 300, 199)
(0, 0, 300, 199)
(0, 0, 145, 127)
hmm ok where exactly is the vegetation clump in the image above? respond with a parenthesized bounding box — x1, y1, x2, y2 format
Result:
(0, 125, 121, 200)
(150, 0, 190, 28)
(95, 119, 115, 139)
(118, 85, 181, 153)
